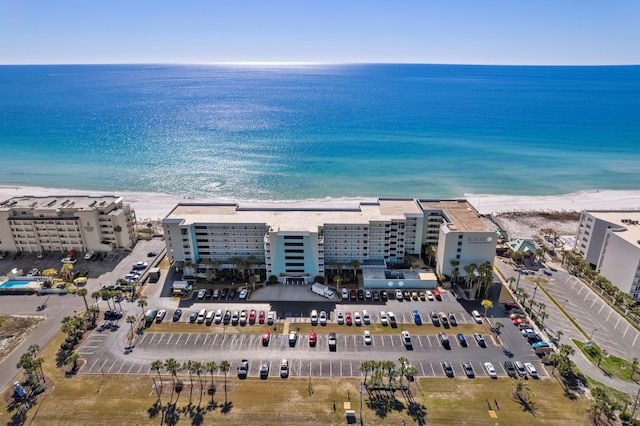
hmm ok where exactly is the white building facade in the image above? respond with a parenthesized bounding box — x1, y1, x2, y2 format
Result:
(0, 195, 137, 253)
(163, 198, 496, 292)
(575, 211, 640, 301)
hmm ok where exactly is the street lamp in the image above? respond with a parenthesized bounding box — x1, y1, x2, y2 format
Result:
(562, 299, 568, 309)
(515, 270, 522, 292)
(590, 328, 598, 340)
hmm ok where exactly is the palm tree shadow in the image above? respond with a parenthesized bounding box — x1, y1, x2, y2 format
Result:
(220, 401, 233, 414)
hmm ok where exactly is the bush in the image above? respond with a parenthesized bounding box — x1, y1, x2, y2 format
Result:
(268, 275, 278, 284)
(313, 276, 325, 284)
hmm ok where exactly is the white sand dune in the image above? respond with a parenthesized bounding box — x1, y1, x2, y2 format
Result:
(1, 185, 639, 221)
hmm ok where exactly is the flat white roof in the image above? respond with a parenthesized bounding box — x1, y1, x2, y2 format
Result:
(588, 211, 640, 247)
(165, 199, 423, 233)
(0, 195, 124, 212)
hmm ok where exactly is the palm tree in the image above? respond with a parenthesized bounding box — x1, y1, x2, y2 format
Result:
(326, 259, 338, 277)
(193, 361, 204, 407)
(493, 321, 504, 335)
(423, 245, 436, 266)
(506, 276, 515, 289)
(398, 357, 409, 386)
(360, 360, 373, 385)
(481, 299, 493, 319)
(183, 360, 196, 406)
(151, 359, 165, 399)
(556, 330, 563, 345)
(348, 259, 361, 278)
(76, 288, 89, 311)
(630, 357, 638, 380)
(219, 360, 231, 405)
(164, 358, 180, 403)
(91, 290, 102, 309)
(245, 255, 258, 277)
(205, 361, 218, 405)
(137, 298, 148, 319)
(539, 310, 548, 328)
(449, 260, 460, 283)
(65, 352, 80, 371)
(126, 315, 137, 346)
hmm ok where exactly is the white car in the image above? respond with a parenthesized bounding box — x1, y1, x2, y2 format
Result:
(524, 362, 538, 378)
(280, 359, 289, 378)
(426, 290, 434, 301)
(471, 310, 483, 324)
(354, 312, 362, 326)
(395, 289, 403, 300)
(28, 268, 40, 276)
(289, 331, 298, 345)
(336, 310, 344, 324)
(61, 257, 77, 264)
(363, 330, 372, 345)
(341, 288, 349, 300)
(84, 250, 95, 260)
(214, 309, 222, 324)
(388, 312, 397, 326)
(197, 289, 206, 299)
(402, 330, 412, 346)
(156, 309, 166, 322)
(319, 310, 327, 326)
(362, 310, 370, 325)
(380, 311, 388, 326)
(484, 362, 497, 378)
(267, 311, 275, 325)
(238, 289, 248, 299)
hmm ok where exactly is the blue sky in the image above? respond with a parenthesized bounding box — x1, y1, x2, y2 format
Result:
(1, 0, 638, 65)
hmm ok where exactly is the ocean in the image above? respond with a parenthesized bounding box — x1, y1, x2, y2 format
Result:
(0, 64, 638, 201)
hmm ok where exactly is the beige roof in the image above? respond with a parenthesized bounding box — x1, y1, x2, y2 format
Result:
(418, 199, 492, 232)
(0, 195, 124, 212)
(588, 211, 640, 246)
(165, 199, 421, 233)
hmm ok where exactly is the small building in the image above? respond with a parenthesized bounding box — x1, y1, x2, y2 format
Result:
(506, 239, 537, 255)
(362, 268, 438, 289)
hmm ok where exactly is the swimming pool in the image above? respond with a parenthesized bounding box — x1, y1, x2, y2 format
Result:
(0, 281, 32, 289)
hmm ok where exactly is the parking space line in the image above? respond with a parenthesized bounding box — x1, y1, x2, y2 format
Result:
(417, 335, 423, 347)
(623, 325, 629, 338)
(127, 363, 136, 374)
(184, 334, 191, 345)
(429, 362, 435, 376)
(137, 364, 145, 374)
(167, 334, 175, 344)
(157, 334, 166, 344)
(614, 317, 620, 329)
(116, 360, 127, 374)
(389, 335, 394, 347)
(202, 335, 209, 345)
(147, 334, 157, 344)
(88, 358, 100, 371)
(339, 362, 342, 377)
(591, 298, 598, 308)
(606, 310, 612, 322)
(632, 334, 638, 347)
(107, 359, 118, 373)
(193, 334, 200, 345)
(350, 362, 353, 377)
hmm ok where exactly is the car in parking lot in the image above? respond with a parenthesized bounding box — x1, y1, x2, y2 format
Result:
(156, 310, 166, 323)
(357, 289, 365, 301)
(172, 309, 182, 322)
(354, 312, 362, 326)
(267, 311, 275, 325)
(438, 312, 448, 326)
(61, 257, 77, 264)
(412, 309, 422, 325)
(448, 312, 457, 326)
(426, 290, 434, 301)
(380, 311, 388, 326)
(197, 289, 206, 300)
(212, 289, 220, 299)
(189, 311, 198, 323)
(443, 361, 454, 377)
(401, 331, 412, 347)
(462, 361, 475, 378)
(345, 312, 352, 326)
(350, 289, 357, 301)
(524, 362, 538, 378)
(262, 331, 270, 346)
(147, 251, 158, 257)
(336, 310, 344, 324)
(104, 310, 123, 320)
(223, 310, 231, 324)
(372, 290, 380, 301)
(380, 290, 388, 302)
(438, 332, 450, 349)
(388, 312, 397, 327)
(231, 311, 239, 325)
(484, 362, 497, 378)
(504, 361, 517, 378)
(280, 359, 289, 378)
(258, 310, 265, 324)
(365, 290, 372, 300)
(289, 331, 298, 346)
(395, 289, 403, 300)
(205, 288, 213, 299)
(403, 291, 411, 301)
(214, 309, 222, 324)
(239, 310, 247, 326)
(328, 332, 337, 350)
(418, 291, 426, 301)
(205, 310, 214, 325)
(411, 291, 418, 300)
(228, 290, 236, 299)
(84, 250, 95, 260)
(456, 333, 467, 346)
(342, 288, 349, 300)
(197, 309, 207, 324)
(363, 330, 372, 345)
(433, 289, 442, 300)
(319, 310, 327, 325)
(238, 359, 249, 378)
(362, 310, 370, 325)
(220, 288, 229, 299)
(430, 311, 440, 326)
(471, 310, 483, 324)
(132, 261, 148, 270)
(473, 333, 486, 347)
(515, 361, 527, 377)
(239, 289, 249, 300)
(28, 268, 40, 276)
(309, 332, 317, 347)
(249, 309, 256, 324)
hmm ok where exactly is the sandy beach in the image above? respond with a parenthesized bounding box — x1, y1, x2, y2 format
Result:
(1, 185, 639, 223)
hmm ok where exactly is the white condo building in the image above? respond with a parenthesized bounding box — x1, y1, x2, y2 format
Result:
(163, 198, 496, 295)
(0, 195, 137, 254)
(575, 211, 640, 301)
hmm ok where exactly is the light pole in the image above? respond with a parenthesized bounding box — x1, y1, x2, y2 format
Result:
(515, 270, 522, 292)
(630, 383, 640, 426)
(562, 299, 568, 309)
(590, 328, 598, 340)
(529, 285, 538, 312)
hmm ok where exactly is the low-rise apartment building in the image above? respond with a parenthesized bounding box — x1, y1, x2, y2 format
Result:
(0, 195, 137, 254)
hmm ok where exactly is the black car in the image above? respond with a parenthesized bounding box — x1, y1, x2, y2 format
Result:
(223, 310, 231, 324)
(189, 312, 198, 323)
(147, 251, 158, 257)
(173, 309, 182, 322)
(504, 361, 517, 378)
(104, 310, 123, 320)
(228, 290, 236, 300)
(380, 290, 388, 302)
(357, 290, 365, 301)
(220, 288, 229, 299)
(372, 291, 380, 301)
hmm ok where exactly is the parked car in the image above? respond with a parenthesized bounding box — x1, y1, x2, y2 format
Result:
(84, 251, 95, 260)
(223, 310, 231, 324)
(438, 312, 449, 326)
(104, 310, 123, 320)
(319, 310, 327, 326)
(504, 361, 517, 378)
(342, 288, 349, 300)
(156, 310, 166, 323)
(350, 289, 357, 301)
(309, 332, 317, 347)
(354, 312, 362, 326)
(328, 332, 337, 350)
(205, 310, 214, 325)
(214, 309, 222, 324)
(413, 309, 422, 325)
(239, 310, 247, 326)
(426, 290, 434, 301)
(380, 290, 388, 302)
(388, 312, 397, 327)
(433, 289, 442, 300)
(204, 288, 213, 299)
(231, 311, 239, 325)
(280, 359, 289, 378)
(212, 289, 220, 299)
(471, 310, 483, 324)
(363, 330, 372, 345)
(515, 361, 527, 377)
(473, 333, 486, 347)
(237, 359, 249, 378)
(357, 289, 365, 301)
(411, 291, 418, 300)
(267, 311, 275, 325)
(147, 251, 158, 257)
(336, 310, 344, 325)
(395, 289, 403, 300)
(258, 310, 265, 324)
(289, 331, 297, 346)
(189, 312, 198, 323)
(403, 291, 411, 301)
(524, 362, 538, 378)
(239, 289, 249, 299)
(365, 290, 372, 300)
(484, 362, 497, 378)
(262, 331, 271, 346)
(28, 268, 40, 276)
(249, 309, 256, 324)
(401, 331, 412, 347)
(430, 311, 440, 326)
(462, 361, 475, 378)
(372, 290, 380, 301)
(61, 257, 77, 264)
(197, 289, 206, 299)
(443, 361, 454, 377)
(380, 311, 388, 326)
(346, 312, 353, 326)
(172, 309, 182, 322)
(457, 333, 467, 347)
(438, 332, 450, 349)
(448, 312, 457, 326)
(362, 310, 370, 325)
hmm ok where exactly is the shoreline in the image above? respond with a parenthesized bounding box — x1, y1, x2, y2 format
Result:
(1, 185, 639, 221)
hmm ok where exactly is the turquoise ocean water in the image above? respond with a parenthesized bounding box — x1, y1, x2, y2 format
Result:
(0, 64, 638, 200)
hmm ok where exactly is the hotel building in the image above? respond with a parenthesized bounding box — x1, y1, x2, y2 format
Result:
(163, 198, 496, 293)
(0, 195, 137, 254)
(575, 210, 640, 301)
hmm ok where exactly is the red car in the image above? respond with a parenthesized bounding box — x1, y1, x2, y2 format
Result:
(346, 312, 352, 326)
(513, 318, 530, 325)
(258, 310, 265, 324)
(433, 289, 442, 301)
(309, 332, 317, 347)
(349, 290, 357, 301)
(262, 331, 270, 346)
(249, 309, 256, 324)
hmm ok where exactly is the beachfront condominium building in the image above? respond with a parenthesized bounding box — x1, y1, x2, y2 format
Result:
(0, 195, 137, 254)
(163, 198, 496, 295)
(574, 210, 640, 301)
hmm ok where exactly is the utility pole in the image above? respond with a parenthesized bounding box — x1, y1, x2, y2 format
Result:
(515, 270, 522, 292)
(360, 381, 364, 425)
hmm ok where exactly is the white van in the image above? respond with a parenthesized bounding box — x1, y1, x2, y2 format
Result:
(214, 309, 223, 324)
(197, 309, 206, 324)
(515, 361, 527, 377)
(205, 310, 215, 325)
(310, 310, 318, 325)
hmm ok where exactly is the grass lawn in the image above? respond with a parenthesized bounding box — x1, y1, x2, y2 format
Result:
(573, 339, 639, 382)
(3, 330, 591, 425)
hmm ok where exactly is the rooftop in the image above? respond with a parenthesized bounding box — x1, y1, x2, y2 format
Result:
(0, 195, 125, 212)
(418, 199, 492, 232)
(587, 211, 640, 247)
